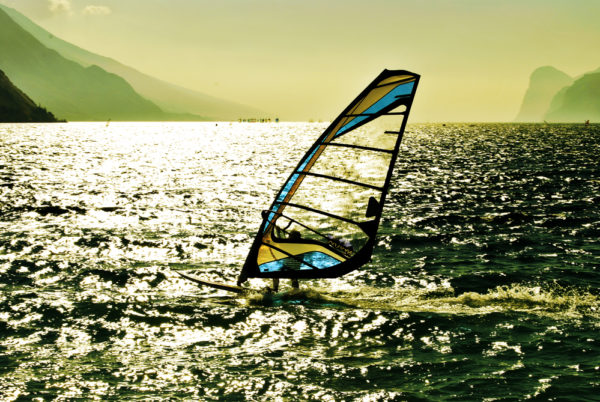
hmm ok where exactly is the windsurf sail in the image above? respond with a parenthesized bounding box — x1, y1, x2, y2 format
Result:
(238, 69, 419, 284)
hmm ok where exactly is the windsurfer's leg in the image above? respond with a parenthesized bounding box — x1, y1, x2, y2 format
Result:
(272, 278, 279, 292)
(291, 278, 299, 289)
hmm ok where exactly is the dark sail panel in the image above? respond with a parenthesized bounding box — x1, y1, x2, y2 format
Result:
(238, 69, 420, 283)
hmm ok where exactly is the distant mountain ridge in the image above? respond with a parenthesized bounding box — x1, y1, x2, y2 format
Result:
(0, 4, 263, 121)
(515, 66, 573, 122)
(0, 68, 61, 122)
(545, 72, 600, 122)
(516, 65, 600, 123)
(0, 7, 187, 121)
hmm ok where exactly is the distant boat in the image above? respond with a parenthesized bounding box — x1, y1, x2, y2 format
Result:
(178, 69, 420, 293)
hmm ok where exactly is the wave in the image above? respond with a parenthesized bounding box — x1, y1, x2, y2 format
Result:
(242, 283, 599, 319)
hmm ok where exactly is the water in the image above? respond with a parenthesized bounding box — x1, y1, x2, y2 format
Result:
(1, 122, 599, 400)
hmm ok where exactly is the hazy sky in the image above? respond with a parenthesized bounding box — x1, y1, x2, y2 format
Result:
(2, 0, 600, 121)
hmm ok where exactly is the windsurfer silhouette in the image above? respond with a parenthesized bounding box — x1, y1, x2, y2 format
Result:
(272, 229, 301, 292)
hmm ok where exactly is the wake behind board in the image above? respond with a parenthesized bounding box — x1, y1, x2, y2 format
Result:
(176, 271, 248, 294)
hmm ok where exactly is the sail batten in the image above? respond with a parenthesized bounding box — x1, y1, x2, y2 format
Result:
(278, 202, 364, 226)
(238, 69, 420, 283)
(325, 142, 394, 154)
(298, 171, 384, 191)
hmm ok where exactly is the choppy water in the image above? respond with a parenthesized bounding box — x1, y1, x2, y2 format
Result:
(1, 122, 599, 400)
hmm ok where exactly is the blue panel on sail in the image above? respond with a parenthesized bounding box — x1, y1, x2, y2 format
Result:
(258, 259, 285, 273)
(303, 251, 340, 269)
(264, 144, 323, 233)
(263, 202, 281, 231)
(336, 81, 415, 137)
(273, 145, 320, 205)
(276, 173, 300, 204)
(258, 252, 340, 273)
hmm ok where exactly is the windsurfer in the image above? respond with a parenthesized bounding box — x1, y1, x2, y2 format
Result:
(272, 230, 302, 292)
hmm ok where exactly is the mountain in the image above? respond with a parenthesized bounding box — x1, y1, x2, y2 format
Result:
(514, 66, 573, 122)
(544, 73, 600, 122)
(0, 68, 61, 122)
(0, 4, 262, 120)
(0, 7, 190, 121)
